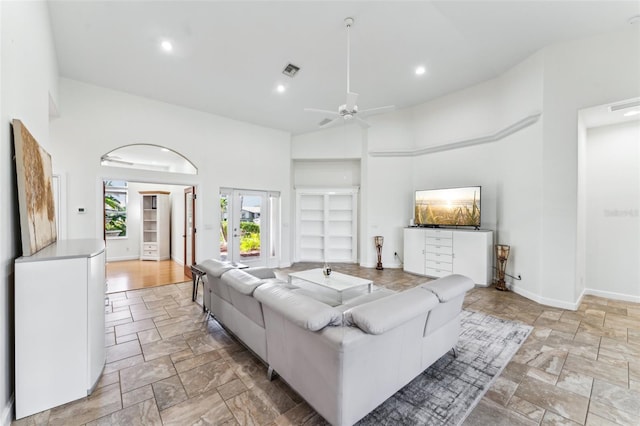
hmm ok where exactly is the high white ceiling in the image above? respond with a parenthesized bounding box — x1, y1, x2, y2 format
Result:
(47, 1, 640, 135)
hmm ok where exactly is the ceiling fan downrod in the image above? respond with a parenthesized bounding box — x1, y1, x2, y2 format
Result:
(345, 17, 354, 95)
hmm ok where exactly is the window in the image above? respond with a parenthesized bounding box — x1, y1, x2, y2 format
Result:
(105, 180, 128, 238)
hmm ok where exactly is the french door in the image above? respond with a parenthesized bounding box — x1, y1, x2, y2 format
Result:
(220, 188, 280, 267)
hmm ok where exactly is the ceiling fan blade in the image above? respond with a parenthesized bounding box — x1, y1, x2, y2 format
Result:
(355, 116, 371, 128)
(345, 92, 359, 111)
(358, 105, 396, 116)
(319, 117, 343, 128)
(304, 107, 340, 116)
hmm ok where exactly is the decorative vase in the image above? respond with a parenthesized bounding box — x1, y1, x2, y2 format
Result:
(495, 244, 510, 291)
(374, 236, 384, 270)
(322, 263, 331, 277)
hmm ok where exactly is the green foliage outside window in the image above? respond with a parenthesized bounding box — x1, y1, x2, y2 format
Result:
(240, 232, 261, 252)
(105, 191, 127, 237)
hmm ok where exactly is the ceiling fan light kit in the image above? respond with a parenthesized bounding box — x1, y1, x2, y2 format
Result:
(304, 17, 395, 128)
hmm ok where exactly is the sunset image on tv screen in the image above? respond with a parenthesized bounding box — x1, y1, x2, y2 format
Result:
(415, 187, 480, 226)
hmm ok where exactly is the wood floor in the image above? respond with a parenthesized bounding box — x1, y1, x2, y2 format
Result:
(106, 259, 190, 293)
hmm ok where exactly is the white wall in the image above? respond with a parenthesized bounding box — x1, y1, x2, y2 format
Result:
(576, 115, 588, 299)
(540, 28, 640, 306)
(412, 52, 544, 297)
(50, 79, 292, 267)
(105, 182, 188, 262)
(292, 27, 640, 308)
(585, 121, 640, 300)
(0, 1, 59, 423)
(291, 124, 362, 159)
(293, 160, 361, 188)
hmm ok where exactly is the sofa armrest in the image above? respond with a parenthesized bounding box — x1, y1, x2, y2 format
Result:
(420, 274, 474, 302)
(197, 259, 233, 278)
(343, 287, 438, 335)
(254, 284, 342, 331)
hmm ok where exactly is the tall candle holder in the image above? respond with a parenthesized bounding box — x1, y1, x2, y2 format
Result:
(495, 244, 510, 291)
(374, 236, 384, 270)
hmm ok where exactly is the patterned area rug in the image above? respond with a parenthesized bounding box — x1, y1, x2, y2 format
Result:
(357, 310, 533, 426)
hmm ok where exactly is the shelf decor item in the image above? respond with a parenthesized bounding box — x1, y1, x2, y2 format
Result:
(375, 236, 384, 270)
(495, 244, 510, 291)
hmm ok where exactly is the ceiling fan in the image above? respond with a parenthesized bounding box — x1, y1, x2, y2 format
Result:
(305, 17, 395, 128)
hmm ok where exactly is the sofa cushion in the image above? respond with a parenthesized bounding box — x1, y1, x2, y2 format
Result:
(335, 289, 396, 313)
(420, 274, 474, 302)
(244, 267, 277, 280)
(197, 259, 233, 278)
(343, 287, 438, 335)
(223, 268, 264, 295)
(254, 284, 342, 331)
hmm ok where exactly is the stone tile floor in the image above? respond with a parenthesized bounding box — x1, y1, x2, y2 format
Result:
(13, 263, 640, 425)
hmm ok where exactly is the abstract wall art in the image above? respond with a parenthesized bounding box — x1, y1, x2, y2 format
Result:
(12, 119, 57, 256)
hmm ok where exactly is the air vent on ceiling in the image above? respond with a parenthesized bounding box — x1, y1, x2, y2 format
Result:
(318, 118, 333, 127)
(282, 63, 300, 78)
(609, 100, 640, 112)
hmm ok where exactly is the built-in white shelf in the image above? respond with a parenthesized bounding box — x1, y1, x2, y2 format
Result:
(295, 187, 358, 263)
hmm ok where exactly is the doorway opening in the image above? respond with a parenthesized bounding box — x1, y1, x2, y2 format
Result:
(103, 180, 196, 293)
(99, 144, 198, 292)
(576, 97, 640, 301)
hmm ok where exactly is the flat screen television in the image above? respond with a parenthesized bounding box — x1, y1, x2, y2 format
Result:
(414, 186, 481, 228)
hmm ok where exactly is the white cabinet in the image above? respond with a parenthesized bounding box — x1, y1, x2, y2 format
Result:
(295, 188, 358, 263)
(140, 191, 170, 260)
(15, 239, 106, 419)
(403, 228, 493, 286)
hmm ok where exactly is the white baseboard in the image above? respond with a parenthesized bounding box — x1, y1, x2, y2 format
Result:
(358, 262, 403, 269)
(512, 284, 640, 311)
(584, 288, 640, 304)
(2, 394, 14, 426)
(511, 284, 581, 311)
(106, 255, 139, 262)
(171, 255, 184, 266)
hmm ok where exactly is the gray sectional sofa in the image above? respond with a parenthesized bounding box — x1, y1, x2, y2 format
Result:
(197, 259, 474, 426)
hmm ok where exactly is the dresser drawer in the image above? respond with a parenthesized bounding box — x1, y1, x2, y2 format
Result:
(425, 267, 452, 278)
(143, 250, 158, 257)
(143, 243, 157, 251)
(425, 252, 453, 263)
(424, 229, 453, 239)
(426, 259, 453, 272)
(425, 236, 453, 247)
(425, 244, 453, 255)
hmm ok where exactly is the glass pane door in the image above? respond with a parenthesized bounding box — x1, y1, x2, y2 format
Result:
(220, 189, 272, 266)
(236, 191, 265, 264)
(219, 192, 229, 261)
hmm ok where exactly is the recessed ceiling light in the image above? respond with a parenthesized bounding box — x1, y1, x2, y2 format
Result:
(415, 66, 426, 76)
(623, 110, 640, 117)
(160, 40, 173, 52)
(276, 84, 286, 93)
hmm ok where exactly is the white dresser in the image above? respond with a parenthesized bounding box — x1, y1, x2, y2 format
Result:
(14, 239, 106, 419)
(404, 228, 494, 286)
